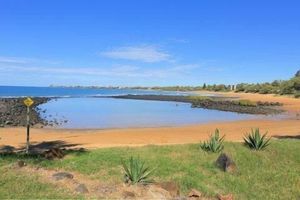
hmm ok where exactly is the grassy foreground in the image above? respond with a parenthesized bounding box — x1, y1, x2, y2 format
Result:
(0, 139, 299, 199)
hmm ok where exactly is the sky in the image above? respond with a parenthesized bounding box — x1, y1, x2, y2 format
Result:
(0, 0, 299, 87)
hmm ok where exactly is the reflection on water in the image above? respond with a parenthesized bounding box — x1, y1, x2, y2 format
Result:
(38, 97, 259, 129)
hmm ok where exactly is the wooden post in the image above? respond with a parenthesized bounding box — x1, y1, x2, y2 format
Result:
(23, 97, 34, 154)
(26, 106, 30, 154)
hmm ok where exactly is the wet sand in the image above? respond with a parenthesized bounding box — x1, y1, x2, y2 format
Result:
(1, 92, 300, 149)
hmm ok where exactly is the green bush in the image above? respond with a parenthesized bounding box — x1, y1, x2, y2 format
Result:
(294, 92, 300, 98)
(200, 129, 225, 153)
(235, 99, 257, 107)
(244, 128, 271, 150)
(122, 156, 155, 185)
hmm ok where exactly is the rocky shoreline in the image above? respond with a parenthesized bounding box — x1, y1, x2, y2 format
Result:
(0, 94, 284, 128)
(0, 97, 51, 128)
(111, 95, 284, 115)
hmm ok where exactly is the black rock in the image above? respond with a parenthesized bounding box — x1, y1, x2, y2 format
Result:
(215, 153, 237, 173)
(52, 172, 74, 181)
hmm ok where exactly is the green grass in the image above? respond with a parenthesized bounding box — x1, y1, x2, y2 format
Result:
(0, 167, 81, 199)
(234, 99, 257, 107)
(0, 139, 299, 199)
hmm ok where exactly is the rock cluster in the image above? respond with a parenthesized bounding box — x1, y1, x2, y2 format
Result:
(0, 97, 50, 127)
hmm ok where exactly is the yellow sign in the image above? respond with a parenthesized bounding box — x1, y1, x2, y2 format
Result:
(24, 97, 34, 107)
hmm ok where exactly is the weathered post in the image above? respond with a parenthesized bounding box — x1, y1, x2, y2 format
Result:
(23, 97, 34, 154)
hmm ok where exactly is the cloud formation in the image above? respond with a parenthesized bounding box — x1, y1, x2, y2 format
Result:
(100, 45, 171, 62)
(0, 56, 31, 64)
(0, 64, 200, 78)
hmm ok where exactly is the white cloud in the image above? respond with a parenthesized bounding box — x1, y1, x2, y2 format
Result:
(0, 56, 60, 65)
(0, 56, 31, 64)
(0, 63, 201, 79)
(100, 45, 171, 62)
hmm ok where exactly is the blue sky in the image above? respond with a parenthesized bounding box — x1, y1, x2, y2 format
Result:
(0, 0, 299, 86)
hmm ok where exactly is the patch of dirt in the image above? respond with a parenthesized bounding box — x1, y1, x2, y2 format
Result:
(9, 164, 189, 199)
(5, 162, 233, 199)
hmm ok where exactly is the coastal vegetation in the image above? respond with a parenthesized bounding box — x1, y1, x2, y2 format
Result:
(243, 128, 271, 150)
(200, 129, 225, 153)
(235, 71, 300, 97)
(151, 70, 300, 97)
(122, 156, 155, 185)
(0, 139, 299, 199)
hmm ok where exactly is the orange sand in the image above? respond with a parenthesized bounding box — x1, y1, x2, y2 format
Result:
(1, 92, 300, 149)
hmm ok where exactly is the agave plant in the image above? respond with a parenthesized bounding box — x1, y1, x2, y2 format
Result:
(200, 129, 225, 153)
(122, 156, 155, 185)
(244, 128, 271, 150)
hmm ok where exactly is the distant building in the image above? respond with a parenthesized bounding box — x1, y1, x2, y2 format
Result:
(230, 85, 236, 91)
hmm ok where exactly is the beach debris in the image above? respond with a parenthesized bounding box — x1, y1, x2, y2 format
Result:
(156, 181, 180, 197)
(217, 193, 234, 200)
(52, 172, 74, 181)
(215, 153, 236, 173)
(75, 183, 89, 194)
(188, 188, 202, 198)
(44, 148, 65, 160)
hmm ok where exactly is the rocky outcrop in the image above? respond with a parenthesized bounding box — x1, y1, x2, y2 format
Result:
(112, 95, 283, 115)
(0, 97, 50, 127)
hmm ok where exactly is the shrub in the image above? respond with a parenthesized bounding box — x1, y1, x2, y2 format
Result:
(294, 92, 300, 98)
(235, 99, 257, 107)
(122, 156, 155, 185)
(189, 96, 212, 102)
(200, 129, 225, 153)
(244, 128, 271, 150)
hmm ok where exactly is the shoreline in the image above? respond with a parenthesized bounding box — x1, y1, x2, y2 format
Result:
(1, 118, 299, 150)
(1, 92, 300, 150)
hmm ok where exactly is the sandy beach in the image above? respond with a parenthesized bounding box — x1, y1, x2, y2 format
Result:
(1, 92, 300, 149)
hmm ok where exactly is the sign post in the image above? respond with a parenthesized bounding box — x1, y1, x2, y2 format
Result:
(23, 97, 34, 154)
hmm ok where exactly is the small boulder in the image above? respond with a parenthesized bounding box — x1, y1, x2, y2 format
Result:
(216, 153, 236, 173)
(75, 184, 89, 194)
(157, 181, 180, 197)
(188, 189, 202, 198)
(52, 172, 74, 181)
(217, 194, 234, 200)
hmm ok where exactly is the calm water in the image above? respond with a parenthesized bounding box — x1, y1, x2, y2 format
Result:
(1, 86, 258, 129)
(38, 98, 257, 129)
